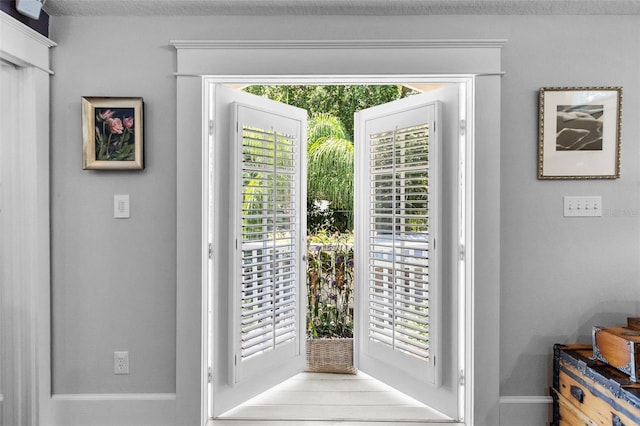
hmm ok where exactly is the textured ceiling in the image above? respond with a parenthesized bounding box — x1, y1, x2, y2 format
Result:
(43, 0, 640, 16)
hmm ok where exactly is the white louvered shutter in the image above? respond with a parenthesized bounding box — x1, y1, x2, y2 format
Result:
(232, 102, 306, 385)
(355, 96, 444, 402)
(368, 123, 432, 362)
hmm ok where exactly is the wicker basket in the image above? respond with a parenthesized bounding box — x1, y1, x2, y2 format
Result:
(306, 338, 356, 374)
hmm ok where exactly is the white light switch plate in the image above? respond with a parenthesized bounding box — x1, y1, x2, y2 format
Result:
(114, 194, 130, 219)
(563, 196, 602, 217)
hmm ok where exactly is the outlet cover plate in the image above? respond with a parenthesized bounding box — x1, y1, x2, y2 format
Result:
(114, 351, 129, 375)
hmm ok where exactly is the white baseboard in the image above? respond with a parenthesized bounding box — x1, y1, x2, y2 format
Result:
(44, 394, 177, 426)
(499, 395, 553, 404)
(52, 393, 176, 401)
(499, 395, 552, 426)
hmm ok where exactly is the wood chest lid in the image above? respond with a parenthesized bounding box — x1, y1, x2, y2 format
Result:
(554, 344, 640, 407)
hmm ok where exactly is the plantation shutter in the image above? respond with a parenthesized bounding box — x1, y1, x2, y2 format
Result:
(356, 92, 461, 418)
(368, 122, 432, 362)
(210, 85, 307, 416)
(232, 102, 307, 385)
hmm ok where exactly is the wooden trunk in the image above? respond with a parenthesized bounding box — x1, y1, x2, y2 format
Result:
(592, 326, 640, 382)
(551, 344, 640, 426)
(628, 317, 640, 331)
(306, 338, 356, 374)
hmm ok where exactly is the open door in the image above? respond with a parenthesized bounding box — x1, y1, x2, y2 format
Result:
(208, 85, 307, 417)
(354, 86, 460, 419)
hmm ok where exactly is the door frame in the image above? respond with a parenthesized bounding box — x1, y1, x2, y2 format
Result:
(205, 75, 469, 423)
(173, 39, 504, 426)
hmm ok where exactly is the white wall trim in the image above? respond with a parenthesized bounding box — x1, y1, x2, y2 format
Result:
(499, 396, 553, 404)
(499, 395, 553, 425)
(0, 12, 56, 73)
(175, 39, 503, 426)
(170, 39, 507, 50)
(52, 393, 177, 401)
(43, 398, 177, 426)
(0, 16, 54, 426)
(0, 12, 54, 47)
(170, 39, 505, 77)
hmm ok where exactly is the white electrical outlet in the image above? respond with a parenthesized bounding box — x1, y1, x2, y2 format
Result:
(114, 351, 129, 375)
(563, 196, 602, 217)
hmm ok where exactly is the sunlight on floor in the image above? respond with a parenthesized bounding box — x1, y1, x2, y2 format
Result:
(212, 371, 455, 425)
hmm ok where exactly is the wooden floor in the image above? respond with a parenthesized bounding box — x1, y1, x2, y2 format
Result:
(210, 371, 457, 426)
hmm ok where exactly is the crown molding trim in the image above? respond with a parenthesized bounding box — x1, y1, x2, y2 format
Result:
(0, 12, 55, 73)
(170, 38, 506, 76)
(0, 12, 56, 48)
(170, 38, 507, 50)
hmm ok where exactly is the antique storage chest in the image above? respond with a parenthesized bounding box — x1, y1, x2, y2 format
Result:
(592, 326, 640, 382)
(628, 317, 640, 331)
(551, 344, 640, 426)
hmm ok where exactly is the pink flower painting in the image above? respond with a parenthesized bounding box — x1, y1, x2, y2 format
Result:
(95, 107, 135, 161)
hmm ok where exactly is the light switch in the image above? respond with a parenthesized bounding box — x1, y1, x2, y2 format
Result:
(114, 194, 130, 219)
(563, 196, 602, 217)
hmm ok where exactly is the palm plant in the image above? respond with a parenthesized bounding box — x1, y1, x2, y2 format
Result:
(307, 113, 354, 229)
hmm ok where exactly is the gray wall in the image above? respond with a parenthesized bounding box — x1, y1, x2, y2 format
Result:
(50, 13, 640, 423)
(50, 18, 179, 393)
(499, 15, 640, 399)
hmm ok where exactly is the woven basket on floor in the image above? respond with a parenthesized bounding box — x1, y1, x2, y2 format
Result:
(306, 337, 356, 374)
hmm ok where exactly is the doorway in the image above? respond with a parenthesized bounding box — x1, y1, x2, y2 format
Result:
(204, 78, 467, 423)
(172, 37, 504, 426)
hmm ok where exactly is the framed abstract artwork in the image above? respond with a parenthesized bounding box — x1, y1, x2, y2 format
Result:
(538, 87, 621, 179)
(82, 96, 144, 170)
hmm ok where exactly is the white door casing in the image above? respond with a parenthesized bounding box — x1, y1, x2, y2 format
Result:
(174, 38, 504, 426)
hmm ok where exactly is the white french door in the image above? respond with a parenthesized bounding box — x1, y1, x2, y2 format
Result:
(355, 87, 460, 420)
(208, 85, 307, 417)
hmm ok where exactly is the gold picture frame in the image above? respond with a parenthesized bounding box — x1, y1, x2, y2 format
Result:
(538, 87, 622, 179)
(82, 96, 144, 170)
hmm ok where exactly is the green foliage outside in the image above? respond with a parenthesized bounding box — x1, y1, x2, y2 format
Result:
(244, 85, 413, 139)
(306, 113, 354, 232)
(244, 85, 415, 233)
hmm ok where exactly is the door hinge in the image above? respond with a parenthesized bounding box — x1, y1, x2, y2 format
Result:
(207, 366, 213, 383)
(208, 243, 213, 259)
(459, 244, 466, 261)
(208, 119, 214, 136)
(459, 369, 465, 387)
(460, 119, 466, 136)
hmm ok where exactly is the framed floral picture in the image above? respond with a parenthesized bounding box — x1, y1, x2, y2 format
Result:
(538, 87, 622, 179)
(82, 97, 144, 170)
